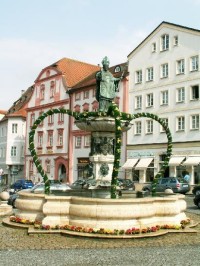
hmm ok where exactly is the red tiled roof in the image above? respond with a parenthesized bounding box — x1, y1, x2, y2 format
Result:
(71, 62, 128, 91)
(0, 110, 6, 115)
(52, 58, 100, 88)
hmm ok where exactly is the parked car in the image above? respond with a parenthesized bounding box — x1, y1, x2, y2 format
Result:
(117, 178, 135, 190)
(142, 177, 190, 194)
(10, 179, 34, 191)
(192, 185, 200, 195)
(8, 193, 19, 208)
(193, 194, 200, 209)
(70, 179, 87, 189)
(30, 182, 71, 193)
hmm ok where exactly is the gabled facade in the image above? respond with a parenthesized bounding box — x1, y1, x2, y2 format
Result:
(25, 58, 100, 184)
(0, 87, 33, 185)
(68, 62, 129, 182)
(127, 21, 200, 185)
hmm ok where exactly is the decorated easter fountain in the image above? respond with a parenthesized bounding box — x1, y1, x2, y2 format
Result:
(4, 57, 195, 238)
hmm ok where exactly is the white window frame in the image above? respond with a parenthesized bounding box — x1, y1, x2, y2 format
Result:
(174, 36, 178, 46)
(176, 87, 185, 103)
(146, 93, 153, 107)
(146, 67, 154, 81)
(11, 146, 17, 157)
(135, 121, 142, 135)
(146, 120, 153, 134)
(191, 85, 199, 100)
(152, 43, 156, 52)
(135, 70, 142, 84)
(160, 118, 169, 132)
(161, 34, 169, 51)
(161, 90, 168, 105)
(176, 116, 185, 131)
(161, 63, 168, 78)
(191, 114, 199, 130)
(75, 136, 82, 148)
(135, 95, 142, 109)
(190, 56, 199, 72)
(12, 123, 18, 134)
(84, 135, 91, 147)
(176, 59, 185, 74)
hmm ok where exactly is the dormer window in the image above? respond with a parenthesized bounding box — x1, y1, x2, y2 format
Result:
(114, 66, 121, 73)
(50, 81, 55, 98)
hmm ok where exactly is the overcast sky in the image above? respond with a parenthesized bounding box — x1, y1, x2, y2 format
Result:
(1, 0, 200, 110)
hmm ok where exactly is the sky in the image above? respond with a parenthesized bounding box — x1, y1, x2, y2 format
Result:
(1, 0, 200, 110)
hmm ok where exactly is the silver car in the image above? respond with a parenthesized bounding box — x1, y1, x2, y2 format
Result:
(142, 177, 190, 194)
(31, 182, 71, 193)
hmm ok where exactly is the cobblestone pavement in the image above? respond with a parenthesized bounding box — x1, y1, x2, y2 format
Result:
(0, 195, 199, 265)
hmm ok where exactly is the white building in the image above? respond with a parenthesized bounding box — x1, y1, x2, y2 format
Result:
(0, 87, 33, 185)
(126, 21, 200, 185)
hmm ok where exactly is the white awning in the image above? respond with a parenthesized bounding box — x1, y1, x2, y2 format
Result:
(134, 158, 153, 170)
(182, 156, 200, 166)
(168, 156, 185, 166)
(122, 158, 139, 169)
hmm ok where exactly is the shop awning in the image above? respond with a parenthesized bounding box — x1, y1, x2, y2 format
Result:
(122, 158, 139, 169)
(168, 156, 185, 166)
(182, 156, 200, 166)
(134, 158, 153, 170)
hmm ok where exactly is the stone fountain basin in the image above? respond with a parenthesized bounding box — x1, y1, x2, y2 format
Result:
(15, 190, 187, 230)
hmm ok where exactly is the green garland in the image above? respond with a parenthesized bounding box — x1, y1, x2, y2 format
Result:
(29, 104, 172, 197)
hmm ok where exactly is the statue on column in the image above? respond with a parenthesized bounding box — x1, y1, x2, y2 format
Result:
(96, 56, 124, 112)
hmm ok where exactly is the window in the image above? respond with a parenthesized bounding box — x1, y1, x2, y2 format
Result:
(174, 36, 178, 46)
(177, 116, 185, 131)
(29, 160, 33, 172)
(57, 129, 64, 146)
(135, 70, 142, 83)
(38, 111, 44, 126)
(135, 95, 142, 109)
(75, 92, 81, 101)
(30, 113, 35, 127)
(45, 159, 50, 173)
(48, 131, 53, 147)
(190, 56, 199, 72)
(84, 90, 89, 99)
(114, 66, 121, 72)
(48, 114, 54, 124)
(50, 81, 55, 97)
(191, 85, 199, 100)
(40, 84, 45, 100)
(83, 103, 89, 112)
(161, 63, 168, 78)
(177, 87, 185, 102)
(38, 132, 43, 147)
(84, 135, 91, 147)
(74, 105, 81, 112)
(75, 136, 82, 148)
(161, 34, 169, 51)
(176, 59, 185, 74)
(146, 120, 153, 134)
(146, 93, 153, 107)
(152, 42, 156, 52)
(58, 112, 64, 124)
(161, 90, 168, 105)
(191, 115, 199, 130)
(12, 123, 18, 133)
(135, 121, 142, 135)
(160, 118, 168, 132)
(146, 67, 154, 81)
(11, 146, 17, 156)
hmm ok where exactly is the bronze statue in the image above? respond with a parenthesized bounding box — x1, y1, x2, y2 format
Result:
(96, 56, 123, 112)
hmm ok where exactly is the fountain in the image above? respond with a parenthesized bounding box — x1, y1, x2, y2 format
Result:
(3, 57, 195, 238)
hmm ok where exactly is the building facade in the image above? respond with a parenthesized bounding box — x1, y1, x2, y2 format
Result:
(126, 21, 200, 185)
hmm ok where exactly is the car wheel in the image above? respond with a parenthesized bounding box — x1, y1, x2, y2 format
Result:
(196, 190, 200, 196)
